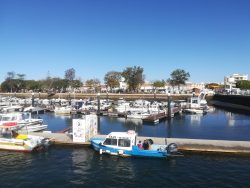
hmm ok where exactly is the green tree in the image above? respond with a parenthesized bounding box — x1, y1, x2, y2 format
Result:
(122, 66, 144, 92)
(236, 80, 250, 90)
(25, 80, 42, 91)
(71, 79, 82, 88)
(153, 80, 165, 92)
(16, 74, 26, 80)
(1, 80, 12, 92)
(64, 68, 75, 81)
(64, 68, 76, 89)
(104, 71, 121, 92)
(85, 79, 101, 93)
(5, 71, 15, 92)
(167, 69, 190, 89)
(1, 72, 27, 92)
(16, 74, 26, 92)
(6, 71, 15, 80)
(51, 78, 69, 92)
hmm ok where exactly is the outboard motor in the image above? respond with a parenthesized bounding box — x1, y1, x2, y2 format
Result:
(166, 143, 178, 154)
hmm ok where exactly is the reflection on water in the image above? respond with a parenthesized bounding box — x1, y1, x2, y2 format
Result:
(98, 108, 250, 141)
(0, 152, 33, 168)
(117, 117, 143, 126)
(189, 114, 203, 125)
(40, 107, 250, 141)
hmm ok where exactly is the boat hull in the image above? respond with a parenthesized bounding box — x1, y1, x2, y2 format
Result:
(0, 136, 51, 152)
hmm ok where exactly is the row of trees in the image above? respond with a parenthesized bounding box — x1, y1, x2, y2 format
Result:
(1, 68, 81, 93)
(104, 67, 190, 92)
(0, 67, 191, 93)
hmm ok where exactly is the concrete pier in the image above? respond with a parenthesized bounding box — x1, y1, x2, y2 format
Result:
(31, 132, 91, 146)
(139, 137, 250, 154)
(31, 132, 250, 155)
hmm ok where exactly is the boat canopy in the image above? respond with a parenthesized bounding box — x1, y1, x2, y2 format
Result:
(103, 130, 137, 148)
(0, 121, 18, 129)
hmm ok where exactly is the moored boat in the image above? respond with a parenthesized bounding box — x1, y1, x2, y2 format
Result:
(0, 112, 48, 133)
(0, 122, 51, 152)
(183, 108, 206, 114)
(91, 130, 181, 158)
(54, 106, 72, 115)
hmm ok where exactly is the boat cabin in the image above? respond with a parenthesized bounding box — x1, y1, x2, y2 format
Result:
(187, 96, 207, 109)
(0, 112, 29, 123)
(102, 130, 137, 150)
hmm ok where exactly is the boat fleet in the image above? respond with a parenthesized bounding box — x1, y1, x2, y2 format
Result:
(1, 91, 210, 117)
(0, 92, 210, 154)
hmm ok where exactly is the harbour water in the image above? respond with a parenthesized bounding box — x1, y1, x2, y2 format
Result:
(1, 107, 250, 187)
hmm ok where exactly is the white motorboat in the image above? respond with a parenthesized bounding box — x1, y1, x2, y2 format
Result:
(54, 106, 72, 115)
(183, 92, 209, 114)
(91, 130, 182, 158)
(126, 111, 151, 119)
(0, 112, 48, 132)
(0, 122, 51, 152)
(183, 108, 206, 114)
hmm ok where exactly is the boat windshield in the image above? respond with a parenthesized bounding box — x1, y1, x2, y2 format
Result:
(1, 116, 14, 121)
(0, 128, 12, 138)
(118, 138, 131, 147)
(103, 138, 131, 148)
(103, 138, 117, 146)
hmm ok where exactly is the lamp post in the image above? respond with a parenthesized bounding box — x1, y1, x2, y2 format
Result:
(97, 92, 101, 133)
(167, 92, 171, 119)
(32, 92, 35, 107)
(166, 92, 172, 139)
(97, 92, 100, 115)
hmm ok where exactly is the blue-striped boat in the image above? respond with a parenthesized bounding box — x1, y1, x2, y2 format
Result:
(91, 130, 180, 158)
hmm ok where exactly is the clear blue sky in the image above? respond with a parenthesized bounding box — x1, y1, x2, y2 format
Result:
(0, 0, 250, 84)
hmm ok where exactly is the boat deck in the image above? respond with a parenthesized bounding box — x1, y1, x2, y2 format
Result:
(142, 107, 181, 124)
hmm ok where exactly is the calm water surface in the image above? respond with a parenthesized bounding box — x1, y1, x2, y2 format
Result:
(1, 107, 250, 187)
(42, 107, 250, 141)
(1, 148, 250, 188)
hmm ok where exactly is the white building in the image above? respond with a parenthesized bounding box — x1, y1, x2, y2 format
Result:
(119, 77, 128, 91)
(224, 73, 248, 90)
(140, 81, 206, 94)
